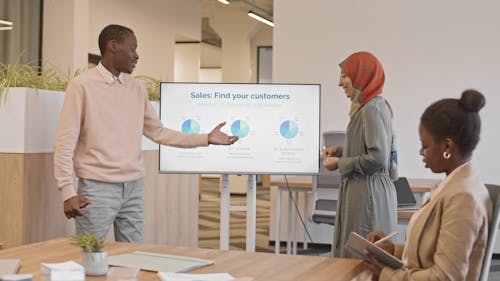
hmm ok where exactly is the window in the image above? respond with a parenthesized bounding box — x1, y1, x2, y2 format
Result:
(0, 0, 42, 65)
(257, 46, 272, 83)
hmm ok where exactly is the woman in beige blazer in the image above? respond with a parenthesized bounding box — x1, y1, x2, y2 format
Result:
(365, 89, 491, 281)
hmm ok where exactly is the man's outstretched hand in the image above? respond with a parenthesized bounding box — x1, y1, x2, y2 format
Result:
(208, 122, 239, 145)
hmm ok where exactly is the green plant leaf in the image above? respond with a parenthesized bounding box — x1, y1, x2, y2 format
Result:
(136, 75, 161, 102)
(72, 231, 106, 252)
(1, 53, 162, 103)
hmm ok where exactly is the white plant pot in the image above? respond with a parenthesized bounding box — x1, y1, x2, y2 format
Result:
(83, 251, 108, 276)
(0, 87, 65, 153)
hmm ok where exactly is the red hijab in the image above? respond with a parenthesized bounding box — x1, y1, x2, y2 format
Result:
(339, 51, 385, 106)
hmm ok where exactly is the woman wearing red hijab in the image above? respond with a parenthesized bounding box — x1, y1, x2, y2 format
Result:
(323, 51, 398, 258)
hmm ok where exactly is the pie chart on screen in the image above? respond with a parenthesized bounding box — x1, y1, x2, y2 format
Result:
(280, 120, 299, 139)
(231, 120, 250, 138)
(181, 119, 200, 134)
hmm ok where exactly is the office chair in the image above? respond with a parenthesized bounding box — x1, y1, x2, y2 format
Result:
(311, 169, 339, 225)
(311, 131, 345, 226)
(479, 184, 500, 281)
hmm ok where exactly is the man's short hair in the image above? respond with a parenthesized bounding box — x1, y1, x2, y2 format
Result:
(98, 24, 134, 56)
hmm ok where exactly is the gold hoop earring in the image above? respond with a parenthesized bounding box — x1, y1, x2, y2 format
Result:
(443, 151, 451, 159)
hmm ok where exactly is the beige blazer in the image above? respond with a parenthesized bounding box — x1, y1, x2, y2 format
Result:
(380, 163, 491, 281)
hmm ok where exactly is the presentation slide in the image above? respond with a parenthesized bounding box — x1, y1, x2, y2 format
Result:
(159, 83, 320, 175)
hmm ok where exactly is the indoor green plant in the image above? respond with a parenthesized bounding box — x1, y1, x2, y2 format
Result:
(72, 231, 108, 276)
(0, 55, 162, 153)
(136, 75, 161, 102)
(72, 231, 106, 253)
(0, 55, 70, 153)
(0, 57, 71, 104)
(1, 59, 161, 103)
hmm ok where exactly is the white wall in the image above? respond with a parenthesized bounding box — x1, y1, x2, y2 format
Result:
(208, 4, 258, 83)
(199, 68, 221, 83)
(251, 27, 273, 83)
(43, 0, 89, 74)
(88, 0, 201, 80)
(274, 0, 500, 183)
(202, 2, 271, 84)
(174, 43, 200, 82)
(200, 42, 221, 68)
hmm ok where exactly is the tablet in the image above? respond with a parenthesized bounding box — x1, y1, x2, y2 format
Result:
(345, 232, 403, 269)
(108, 251, 214, 273)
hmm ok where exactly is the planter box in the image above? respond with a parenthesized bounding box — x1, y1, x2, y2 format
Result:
(0, 87, 64, 153)
(0, 89, 159, 153)
(0, 91, 198, 248)
(0, 87, 73, 248)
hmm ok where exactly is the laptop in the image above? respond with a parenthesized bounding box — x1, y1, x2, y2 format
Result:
(394, 177, 418, 209)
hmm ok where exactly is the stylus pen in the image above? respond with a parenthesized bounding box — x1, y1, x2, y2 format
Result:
(374, 231, 399, 245)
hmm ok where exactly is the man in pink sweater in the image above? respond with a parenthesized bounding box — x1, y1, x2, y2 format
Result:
(54, 24, 238, 242)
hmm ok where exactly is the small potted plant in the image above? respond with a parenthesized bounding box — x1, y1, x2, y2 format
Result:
(72, 231, 108, 276)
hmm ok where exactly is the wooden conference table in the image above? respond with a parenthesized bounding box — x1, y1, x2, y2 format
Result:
(0, 238, 364, 281)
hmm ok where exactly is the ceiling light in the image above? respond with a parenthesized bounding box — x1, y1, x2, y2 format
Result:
(0, 19, 12, 31)
(217, 0, 230, 4)
(0, 20, 13, 26)
(248, 11, 274, 27)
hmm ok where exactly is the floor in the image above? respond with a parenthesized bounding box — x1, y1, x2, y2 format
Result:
(197, 177, 273, 252)
(197, 177, 500, 280)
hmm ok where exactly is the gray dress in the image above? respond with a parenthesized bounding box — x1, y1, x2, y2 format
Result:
(333, 96, 398, 258)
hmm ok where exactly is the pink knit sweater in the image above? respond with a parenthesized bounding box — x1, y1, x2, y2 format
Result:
(54, 64, 208, 201)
